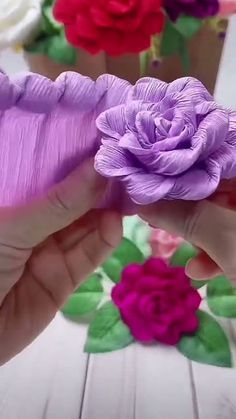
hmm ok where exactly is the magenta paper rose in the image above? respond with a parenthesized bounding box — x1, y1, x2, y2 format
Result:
(164, 0, 219, 21)
(112, 258, 201, 345)
(150, 229, 183, 260)
(95, 77, 236, 205)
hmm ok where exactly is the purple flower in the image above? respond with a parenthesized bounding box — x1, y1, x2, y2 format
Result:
(95, 77, 236, 205)
(164, 0, 219, 21)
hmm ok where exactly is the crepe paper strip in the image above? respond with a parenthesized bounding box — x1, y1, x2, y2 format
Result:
(84, 301, 134, 353)
(0, 71, 236, 211)
(62, 273, 104, 318)
(207, 275, 236, 317)
(178, 310, 232, 368)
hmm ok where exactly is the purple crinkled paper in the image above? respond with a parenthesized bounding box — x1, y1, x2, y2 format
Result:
(0, 71, 236, 212)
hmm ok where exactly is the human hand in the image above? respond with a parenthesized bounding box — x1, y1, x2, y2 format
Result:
(0, 162, 122, 365)
(139, 183, 236, 283)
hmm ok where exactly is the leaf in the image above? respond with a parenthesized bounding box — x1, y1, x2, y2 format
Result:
(102, 237, 145, 283)
(44, 5, 62, 31)
(171, 243, 197, 267)
(140, 51, 150, 76)
(161, 19, 190, 72)
(161, 20, 183, 57)
(62, 273, 104, 317)
(47, 33, 77, 65)
(175, 16, 203, 38)
(207, 275, 236, 318)
(85, 301, 134, 353)
(178, 310, 232, 368)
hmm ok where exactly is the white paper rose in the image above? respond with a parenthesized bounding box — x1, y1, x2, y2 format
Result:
(0, 0, 43, 49)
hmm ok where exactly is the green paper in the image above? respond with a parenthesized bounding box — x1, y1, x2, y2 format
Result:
(161, 19, 190, 72)
(175, 16, 203, 38)
(25, 0, 77, 66)
(178, 310, 232, 368)
(62, 273, 104, 317)
(207, 276, 236, 318)
(85, 301, 134, 353)
(171, 242, 197, 267)
(44, 5, 61, 31)
(140, 51, 150, 76)
(102, 237, 145, 283)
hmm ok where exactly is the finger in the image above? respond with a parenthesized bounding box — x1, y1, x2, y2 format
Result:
(55, 210, 100, 251)
(186, 251, 222, 280)
(64, 211, 122, 287)
(140, 200, 236, 282)
(0, 161, 107, 248)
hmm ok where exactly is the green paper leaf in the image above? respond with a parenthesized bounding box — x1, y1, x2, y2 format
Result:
(44, 5, 61, 31)
(161, 19, 190, 72)
(140, 51, 150, 76)
(178, 310, 232, 368)
(161, 20, 183, 57)
(175, 16, 203, 38)
(171, 243, 197, 267)
(85, 301, 134, 353)
(62, 273, 104, 317)
(47, 33, 77, 65)
(102, 237, 145, 283)
(207, 275, 236, 318)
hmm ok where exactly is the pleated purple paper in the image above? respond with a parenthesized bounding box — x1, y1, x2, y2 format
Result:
(0, 71, 236, 212)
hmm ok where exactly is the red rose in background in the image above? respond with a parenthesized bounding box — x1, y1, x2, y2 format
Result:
(112, 258, 201, 345)
(54, 0, 164, 56)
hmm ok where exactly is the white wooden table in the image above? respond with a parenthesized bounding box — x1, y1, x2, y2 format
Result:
(1, 17, 236, 419)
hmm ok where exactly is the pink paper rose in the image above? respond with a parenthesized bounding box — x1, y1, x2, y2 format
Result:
(112, 258, 201, 345)
(218, 0, 236, 15)
(149, 229, 183, 261)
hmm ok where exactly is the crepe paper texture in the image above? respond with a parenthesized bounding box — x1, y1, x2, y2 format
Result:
(62, 219, 233, 368)
(0, 71, 236, 210)
(54, 0, 164, 56)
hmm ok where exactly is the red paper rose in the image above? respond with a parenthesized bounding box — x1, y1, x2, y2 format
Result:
(112, 258, 201, 345)
(53, 0, 164, 56)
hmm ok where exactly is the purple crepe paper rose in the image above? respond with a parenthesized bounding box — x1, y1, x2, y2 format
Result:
(95, 77, 236, 205)
(112, 258, 201, 345)
(164, 0, 219, 21)
(0, 71, 236, 212)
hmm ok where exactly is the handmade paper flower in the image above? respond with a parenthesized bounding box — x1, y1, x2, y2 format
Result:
(95, 77, 236, 205)
(164, 0, 219, 21)
(218, 0, 236, 15)
(112, 258, 201, 345)
(53, 0, 164, 56)
(1, 72, 236, 211)
(150, 229, 183, 260)
(0, 0, 43, 50)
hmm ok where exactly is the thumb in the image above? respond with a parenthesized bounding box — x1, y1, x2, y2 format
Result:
(0, 161, 107, 248)
(140, 200, 236, 282)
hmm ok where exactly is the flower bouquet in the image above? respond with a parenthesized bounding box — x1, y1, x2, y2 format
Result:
(61, 217, 234, 368)
(1, 1, 234, 90)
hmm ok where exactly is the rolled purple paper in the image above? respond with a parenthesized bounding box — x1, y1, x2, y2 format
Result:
(0, 71, 236, 212)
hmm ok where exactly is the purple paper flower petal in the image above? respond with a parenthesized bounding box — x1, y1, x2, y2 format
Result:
(95, 142, 139, 177)
(168, 162, 221, 200)
(130, 77, 168, 103)
(123, 172, 175, 204)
